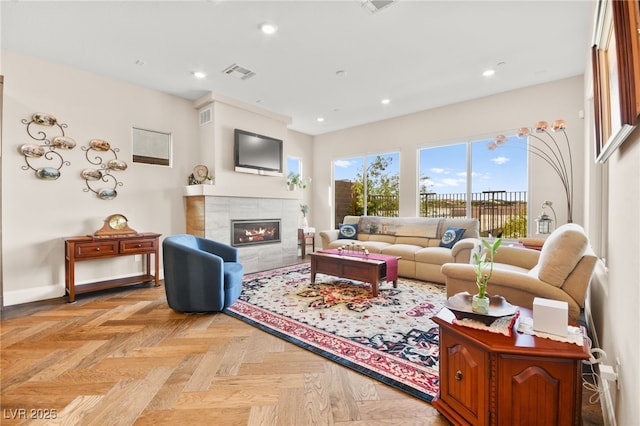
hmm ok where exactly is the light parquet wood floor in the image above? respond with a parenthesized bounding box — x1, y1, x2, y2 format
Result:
(1, 281, 449, 426)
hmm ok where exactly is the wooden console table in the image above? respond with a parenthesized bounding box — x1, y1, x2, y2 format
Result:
(298, 228, 315, 257)
(432, 307, 589, 425)
(64, 233, 161, 303)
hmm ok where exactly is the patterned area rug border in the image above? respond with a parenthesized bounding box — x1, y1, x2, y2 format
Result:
(224, 263, 443, 402)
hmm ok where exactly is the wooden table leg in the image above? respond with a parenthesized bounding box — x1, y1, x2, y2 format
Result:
(310, 257, 316, 283)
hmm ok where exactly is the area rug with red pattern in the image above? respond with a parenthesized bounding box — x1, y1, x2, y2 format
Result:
(224, 263, 445, 402)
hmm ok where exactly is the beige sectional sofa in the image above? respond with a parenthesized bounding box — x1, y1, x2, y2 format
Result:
(319, 216, 480, 284)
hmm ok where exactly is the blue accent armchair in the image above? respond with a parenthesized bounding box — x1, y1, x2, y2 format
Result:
(162, 234, 244, 312)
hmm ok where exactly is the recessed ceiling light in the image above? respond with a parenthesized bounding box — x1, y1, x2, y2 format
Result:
(192, 71, 207, 79)
(259, 22, 278, 35)
(483, 69, 496, 77)
(317, 117, 325, 123)
(381, 98, 391, 105)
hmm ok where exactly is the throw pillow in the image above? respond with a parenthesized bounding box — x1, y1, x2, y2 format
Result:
(439, 226, 465, 249)
(338, 223, 358, 240)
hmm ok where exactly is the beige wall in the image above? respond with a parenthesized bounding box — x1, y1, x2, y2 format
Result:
(586, 126, 640, 425)
(1, 50, 313, 305)
(311, 76, 586, 235)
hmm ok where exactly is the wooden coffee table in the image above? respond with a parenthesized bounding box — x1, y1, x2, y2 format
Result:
(309, 251, 400, 297)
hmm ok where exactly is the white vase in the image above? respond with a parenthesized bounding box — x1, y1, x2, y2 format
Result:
(471, 294, 490, 314)
(301, 217, 309, 228)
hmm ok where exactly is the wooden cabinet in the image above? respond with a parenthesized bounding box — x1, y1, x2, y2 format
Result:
(64, 233, 161, 303)
(432, 308, 589, 425)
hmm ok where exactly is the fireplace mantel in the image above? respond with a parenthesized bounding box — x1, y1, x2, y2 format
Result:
(183, 185, 300, 200)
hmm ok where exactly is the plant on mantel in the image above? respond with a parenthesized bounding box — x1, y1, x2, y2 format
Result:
(286, 172, 310, 190)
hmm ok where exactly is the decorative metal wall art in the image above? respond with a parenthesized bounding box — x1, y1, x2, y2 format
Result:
(20, 112, 76, 180)
(81, 139, 127, 200)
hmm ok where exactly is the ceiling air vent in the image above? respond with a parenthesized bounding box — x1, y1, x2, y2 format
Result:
(222, 63, 256, 80)
(199, 108, 212, 126)
(361, 0, 396, 13)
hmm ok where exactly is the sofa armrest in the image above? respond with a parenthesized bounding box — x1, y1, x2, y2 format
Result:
(491, 245, 540, 269)
(319, 230, 340, 249)
(451, 238, 481, 263)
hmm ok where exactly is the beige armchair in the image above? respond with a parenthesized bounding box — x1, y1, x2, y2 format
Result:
(441, 223, 597, 322)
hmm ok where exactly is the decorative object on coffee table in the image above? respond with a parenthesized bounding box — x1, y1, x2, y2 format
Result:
(471, 238, 501, 314)
(444, 291, 517, 326)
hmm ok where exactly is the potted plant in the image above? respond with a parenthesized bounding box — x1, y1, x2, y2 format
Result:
(471, 238, 502, 314)
(286, 172, 308, 190)
(300, 204, 309, 227)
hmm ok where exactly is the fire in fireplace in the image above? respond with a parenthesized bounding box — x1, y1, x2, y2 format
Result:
(231, 219, 281, 247)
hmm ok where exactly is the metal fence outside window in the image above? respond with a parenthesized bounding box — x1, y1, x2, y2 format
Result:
(342, 190, 528, 239)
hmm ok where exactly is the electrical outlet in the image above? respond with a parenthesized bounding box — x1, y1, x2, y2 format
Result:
(600, 364, 617, 382)
(615, 358, 621, 390)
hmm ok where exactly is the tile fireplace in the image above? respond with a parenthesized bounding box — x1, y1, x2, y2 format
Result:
(231, 219, 281, 247)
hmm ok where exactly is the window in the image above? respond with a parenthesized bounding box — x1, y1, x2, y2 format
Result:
(287, 156, 301, 176)
(419, 135, 528, 238)
(132, 127, 172, 166)
(333, 152, 399, 226)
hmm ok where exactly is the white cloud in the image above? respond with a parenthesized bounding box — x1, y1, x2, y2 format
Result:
(491, 156, 510, 165)
(441, 178, 462, 187)
(430, 167, 446, 174)
(334, 160, 352, 168)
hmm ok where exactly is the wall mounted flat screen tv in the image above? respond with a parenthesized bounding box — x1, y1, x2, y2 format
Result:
(234, 129, 283, 176)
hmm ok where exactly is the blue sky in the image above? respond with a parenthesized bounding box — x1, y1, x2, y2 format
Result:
(332, 136, 528, 195)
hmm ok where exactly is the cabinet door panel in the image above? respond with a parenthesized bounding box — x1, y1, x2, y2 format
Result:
(497, 355, 579, 426)
(439, 332, 489, 424)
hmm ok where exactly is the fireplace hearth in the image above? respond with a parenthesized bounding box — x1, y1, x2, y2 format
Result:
(231, 219, 281, 247)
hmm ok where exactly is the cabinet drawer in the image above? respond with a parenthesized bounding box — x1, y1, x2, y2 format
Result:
(75, 241, 118, 258)
(120, 238, 158, 254)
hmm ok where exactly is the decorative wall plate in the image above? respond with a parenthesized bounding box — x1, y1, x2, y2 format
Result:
(36, 167, 61, 180)
(107, 159, 128, 171)
(97, 188, 117, 200)
(20, 144, 45, 158)
(32, 112, 57, 126)
(192, 164, 209, 183)
(51, 136, 76, 149)
(81, 169, 103, 181)
(90, 139, 111, 151)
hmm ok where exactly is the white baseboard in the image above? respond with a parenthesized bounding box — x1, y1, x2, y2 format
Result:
(3, 284, 65, 307)
(586, 299, 617, 426)
(599, 376, 618, 426)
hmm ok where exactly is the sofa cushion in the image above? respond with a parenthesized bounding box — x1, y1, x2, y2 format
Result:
(415, 247, 455, 265)
(381, 244, 423, 261)
(535, 223, 588, 287)
(338, 223, 358, 240)
(439, 226, 465, 249)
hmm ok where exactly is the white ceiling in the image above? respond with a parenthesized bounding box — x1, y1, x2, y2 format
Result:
(1, 1, 594, 135)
